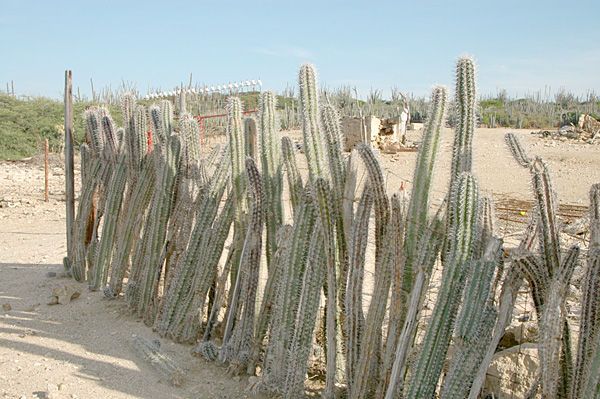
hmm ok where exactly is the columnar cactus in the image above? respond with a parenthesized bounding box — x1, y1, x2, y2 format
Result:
(450, 55, 477, 183)
(90, 148, 128, 290)
(299, 63, 328, 181)
(284, 224, 326, 399)
(155, 148, 230, 341)
(134, 134, 181, 320)
(258, 91, 283, 270)
(281, 135, 304, 213)
(506, 132, 578, 397)
(440, 239, 502, 398)
(571, 184, 600, 399)
(221, 158, 265, 371)
(263, 189, 317, 392)
(406, 172, 480, 399)
(350, 144, 392, 399)
(345, 183, 372, 390)
(107, 152, 156, 296)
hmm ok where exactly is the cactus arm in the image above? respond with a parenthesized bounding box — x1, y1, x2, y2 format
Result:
(281, 135, 304, 213)
(505, 131, 531, 167)
(313, 177, 341, 397)
(450, 55, 477, 183)
(351, 145, 392, 399)
(530, 157, 561, 277)
(108, 154, 156, 296)
(254, 224, 293, 350)
(468, 263, 524, 399)
(136, 134, 181, 319)
(378, 190, 409, 396)
(299, 63, 328, 181)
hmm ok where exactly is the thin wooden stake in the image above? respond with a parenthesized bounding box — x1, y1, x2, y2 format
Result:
(45, 139, 49, 202)
(64, 70, 75, 258)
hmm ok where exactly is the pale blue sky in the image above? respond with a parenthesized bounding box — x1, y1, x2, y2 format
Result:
(2, 0, 599, 101)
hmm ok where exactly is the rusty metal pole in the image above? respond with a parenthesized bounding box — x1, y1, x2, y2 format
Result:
(45, 139, 49, 202)
(64, 70, 75, 259)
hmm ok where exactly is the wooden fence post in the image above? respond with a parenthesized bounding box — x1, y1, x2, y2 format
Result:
(45, 139, 49, 202)
(65, 70, 75, 259)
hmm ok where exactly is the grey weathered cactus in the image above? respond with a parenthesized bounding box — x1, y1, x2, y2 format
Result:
(539, 245, 579, 399)
(221, 158, 265, 371)
(263, 188, 317, 393)
(130, 336, 184, 386)
(284, 223, 326, 399)
(107, 152, 156, 296)
(350, 144, 392, 399)
(90, 148, 128, 290)
(378, 189, 409, 396)
(506, 132, 578, 397)
(154, 147, 231, 342)
(345, 183, 372, 390)
(571, 183, 600, 399)
(383, 85, 449, 399)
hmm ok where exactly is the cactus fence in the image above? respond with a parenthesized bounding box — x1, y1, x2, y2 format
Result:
(63, 57, 600, 399)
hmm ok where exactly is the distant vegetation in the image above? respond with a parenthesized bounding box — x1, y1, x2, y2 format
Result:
(1, 87, 599, 160)
(0, 93, 121, 160)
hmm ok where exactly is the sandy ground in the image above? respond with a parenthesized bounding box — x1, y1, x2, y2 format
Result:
(1, 127, 599, 399)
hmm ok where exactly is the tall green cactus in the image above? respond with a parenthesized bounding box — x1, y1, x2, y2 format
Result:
(263, 189, 317, 393)
(135, 134, 181, 321)
(406, 173, 480, 399)
(281, 135, 304, 213)
(350, 144, 392, 399)
(383, 85, 449, 399)
(221, 158, 264, 371)
(299, 63, 328, 181)
(439, 238, 502, 398)
(450, 55, 477, 184)
(258, 91, 283, 270)
(155, 148, 230, 342)
(90, 148, 128, 290)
